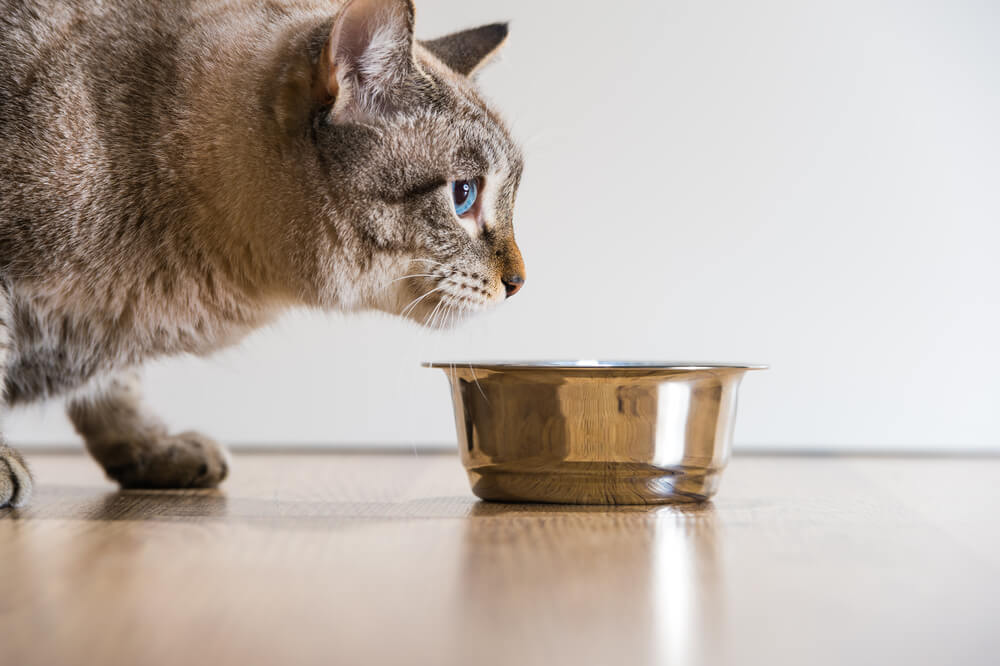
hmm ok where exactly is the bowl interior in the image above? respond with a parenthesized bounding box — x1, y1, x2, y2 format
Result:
(423, 360, 767, 371)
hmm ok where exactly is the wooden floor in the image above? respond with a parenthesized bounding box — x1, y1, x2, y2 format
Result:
(1, 452, 998, 666)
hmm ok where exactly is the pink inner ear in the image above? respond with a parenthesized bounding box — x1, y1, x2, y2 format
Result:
(314, 41, 338, 106)
(324, 0, 415, 111)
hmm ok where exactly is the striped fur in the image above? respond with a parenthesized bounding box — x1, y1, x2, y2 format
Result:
(0, 0, 524, 505)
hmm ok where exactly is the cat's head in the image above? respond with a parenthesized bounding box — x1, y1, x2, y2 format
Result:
(296, 0, 525, 328)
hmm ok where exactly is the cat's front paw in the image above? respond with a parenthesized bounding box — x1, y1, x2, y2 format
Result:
(0, 445, 33, 508)
(105, 432, 230, 490)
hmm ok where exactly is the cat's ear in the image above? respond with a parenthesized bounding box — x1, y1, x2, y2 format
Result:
(316, 0, 416, 118)
(420, 23, 509, 77)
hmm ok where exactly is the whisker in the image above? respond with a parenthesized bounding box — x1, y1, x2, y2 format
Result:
(442, 301, 454, 330)
(389, 273, 439, 284)
(451, 299, 468, 329)
(401, 284, 446, 318)
(424, 298, 445, 328)
(430, 297, 450, 329)
(469, 362, 489, 404)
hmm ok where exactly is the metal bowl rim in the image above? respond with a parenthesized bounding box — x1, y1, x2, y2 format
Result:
(423, 360, 767, 371)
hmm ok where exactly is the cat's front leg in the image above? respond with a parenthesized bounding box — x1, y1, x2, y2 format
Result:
(0, 284, 33, 508)
(0, 443, 32, 509)
(67, 371, 229, 489)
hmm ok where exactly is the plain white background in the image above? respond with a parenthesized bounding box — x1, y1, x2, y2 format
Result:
(9, 0, 999, 451)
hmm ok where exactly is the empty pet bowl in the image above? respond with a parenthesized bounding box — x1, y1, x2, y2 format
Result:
(426, 361, 765, 504)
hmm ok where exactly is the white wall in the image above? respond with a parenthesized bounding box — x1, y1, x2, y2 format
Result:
(9, 0, 1000, 451)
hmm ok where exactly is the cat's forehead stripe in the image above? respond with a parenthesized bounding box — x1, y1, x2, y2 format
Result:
(415, 58, 520, 170)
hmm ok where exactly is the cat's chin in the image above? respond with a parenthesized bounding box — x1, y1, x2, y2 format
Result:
(395, 297, 493, 331)
(406, 307, 484, 331)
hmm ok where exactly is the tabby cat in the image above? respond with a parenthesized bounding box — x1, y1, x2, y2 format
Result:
(0, 0, 526, 507)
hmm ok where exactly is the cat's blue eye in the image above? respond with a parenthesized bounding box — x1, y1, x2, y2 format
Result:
(451, 179, 478, 217)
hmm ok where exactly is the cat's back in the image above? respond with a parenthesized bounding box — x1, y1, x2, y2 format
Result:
(0, 0, 334, 282)
(0, 0, 325, 228)
(0, 0, 324, 157)
(0, 0, 191, 236)
(0, 0, 177, 139)
(0, 0, 267, 273)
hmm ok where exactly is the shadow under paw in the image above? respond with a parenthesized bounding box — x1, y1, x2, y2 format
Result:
(104, 431, 230, 490)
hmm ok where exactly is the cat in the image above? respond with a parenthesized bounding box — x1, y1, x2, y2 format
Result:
(0, 0, 526, 508)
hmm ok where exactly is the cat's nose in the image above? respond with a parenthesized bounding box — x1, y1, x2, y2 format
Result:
(502, 275, 524, 298)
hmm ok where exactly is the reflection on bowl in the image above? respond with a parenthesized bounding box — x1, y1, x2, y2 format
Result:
(426, 361, 765, 505)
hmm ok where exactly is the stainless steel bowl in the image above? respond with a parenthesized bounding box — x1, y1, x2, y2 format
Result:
(426, 361, 766, 504)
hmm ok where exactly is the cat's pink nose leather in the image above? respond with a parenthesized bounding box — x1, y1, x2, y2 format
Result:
(502, 275, 524, 298)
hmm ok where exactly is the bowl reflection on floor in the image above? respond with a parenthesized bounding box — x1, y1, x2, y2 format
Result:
(456, 501, 724, 664)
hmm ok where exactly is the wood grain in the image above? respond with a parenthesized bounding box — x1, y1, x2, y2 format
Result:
(1, 452, 998, 666)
